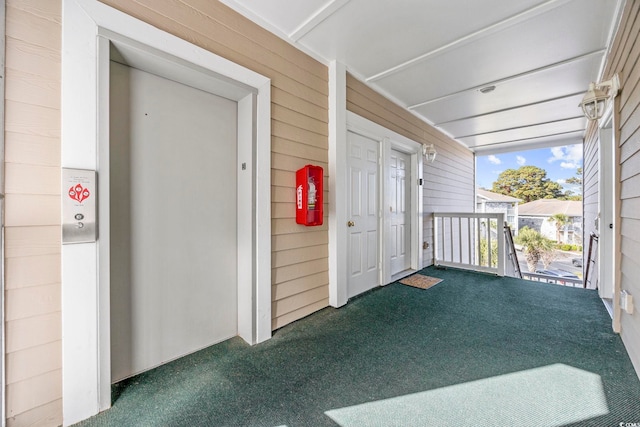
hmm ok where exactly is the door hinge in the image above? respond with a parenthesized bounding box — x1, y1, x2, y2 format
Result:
(418, 178, 423, 185)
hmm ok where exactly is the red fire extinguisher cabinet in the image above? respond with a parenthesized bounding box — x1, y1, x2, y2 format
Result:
(296, 165, 323, 226)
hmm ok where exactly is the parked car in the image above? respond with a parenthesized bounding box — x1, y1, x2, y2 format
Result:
(572, 257, 582, 267)
(535, 269, 580, 285)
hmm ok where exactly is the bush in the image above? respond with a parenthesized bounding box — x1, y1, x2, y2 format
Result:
(559, 244, 573, 251)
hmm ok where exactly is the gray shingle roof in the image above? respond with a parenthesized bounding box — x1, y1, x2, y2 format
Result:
(476, 188, 521, 202)
(518, 199, 582, 217)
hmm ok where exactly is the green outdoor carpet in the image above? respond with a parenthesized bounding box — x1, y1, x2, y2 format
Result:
(76, 267, 640, 426)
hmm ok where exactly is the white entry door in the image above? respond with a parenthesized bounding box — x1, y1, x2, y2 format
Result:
(347, 131, 379, 298)
(389, 150, 411, 275)
(109, 62, 238, 381)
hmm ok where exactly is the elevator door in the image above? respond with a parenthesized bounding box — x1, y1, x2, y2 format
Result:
(109, 61, 238, 381)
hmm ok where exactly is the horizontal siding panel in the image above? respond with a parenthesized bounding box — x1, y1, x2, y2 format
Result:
(621, 173, 640, 199)
(6, 0, 61, 22)
(621, 217, 640, 238)
(6, 312, 61, 353)
(271, 169, 295, 187)
(5, 163, 60, 195)
(272, 258, 328, 285)
(621, 127, 640, 163)
(272, 137, 328, 163)
(272, 202, 295, 219)
(272, 217, 328, 235)
(6, 5, 61, 51)
(272, 286, 329, 319)
(5, 283, 60, 321)
(621, 259, 640, 295)
(620, 153, 640, 181)
(272, 244, 328, 268)
(6, 369, 62, 418)
(5, 68, 60, 109)
(6, 399, 61, 427)
(6, 340, 61, 385)
(620, 102, 640, 142)
(5, 100, 60, 139)
(5, 131, 60, 167)
(272, 104, 328, 136)
(5, 37, 60, 81)
(272, 152, 328, 173)
(5, 254, 61, 290)
(272, 121, 327, 150)
(272, 230, 328, 252)
(5, 226, 61, 258)
(273, 271, 329, 301)
(621, 196, 640, 219)
(272, 87, 327, 123)
(5, 194, 61, 226)
(272, 298, 329, 330)
(272, 186, 294, 203)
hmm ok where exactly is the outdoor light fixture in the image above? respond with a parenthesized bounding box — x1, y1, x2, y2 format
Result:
(579, 74, 620, 121)
(423, 143, 437, 163)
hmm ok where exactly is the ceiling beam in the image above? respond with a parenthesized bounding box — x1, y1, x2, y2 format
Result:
(289, 0, 352, 41)
(454, 116, 586, 140)
(433, 92, 586, 127)
(366, 0, 573, 83)
(407, 49, 605, 110)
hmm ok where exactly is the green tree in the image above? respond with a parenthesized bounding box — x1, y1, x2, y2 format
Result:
(561, 167, 583, 200)
(565, 167, 583, 185)
(492, 166, 563, 202)
(549, 213, 570, 243)
(515, 227, 554, 272)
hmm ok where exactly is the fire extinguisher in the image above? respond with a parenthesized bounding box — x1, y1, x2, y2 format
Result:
(296, 165, 323, 226)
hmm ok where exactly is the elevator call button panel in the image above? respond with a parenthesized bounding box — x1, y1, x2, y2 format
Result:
(62, 168, 97, 244)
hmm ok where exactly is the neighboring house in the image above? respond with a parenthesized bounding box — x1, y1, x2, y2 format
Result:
(518, 199, 583, 245)
(476, 189, 521, 234)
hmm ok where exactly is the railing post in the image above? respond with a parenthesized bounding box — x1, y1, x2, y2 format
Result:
(497, 213, 505, 276)
(433, 213, 439, 266)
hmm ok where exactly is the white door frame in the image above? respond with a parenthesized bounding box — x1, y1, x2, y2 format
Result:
(333, 112, 423, 301)
(598, 116, 614, 300)
(384, 139, 422, 283)
(62, 1, 271, 424)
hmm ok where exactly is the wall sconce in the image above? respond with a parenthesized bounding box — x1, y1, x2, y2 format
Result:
(579, 74, 620, 121)
(422, 144, 437, 163)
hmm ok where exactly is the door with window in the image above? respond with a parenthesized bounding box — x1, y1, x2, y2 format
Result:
(389, 150, 411, 276)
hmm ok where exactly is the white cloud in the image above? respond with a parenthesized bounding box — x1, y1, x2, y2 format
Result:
(557, 179, 567, 184)
(548, 144, 582, 164)
(560, 162, 579, 169)
(516, 155, 526, 166)
(487, 155, 501, 165)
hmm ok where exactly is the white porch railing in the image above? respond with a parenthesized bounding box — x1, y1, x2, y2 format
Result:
(433, 212, 506, 276)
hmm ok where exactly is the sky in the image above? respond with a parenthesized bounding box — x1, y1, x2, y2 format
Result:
(476, 144, 583, 196)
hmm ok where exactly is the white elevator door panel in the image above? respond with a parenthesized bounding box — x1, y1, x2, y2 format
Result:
(110, 62, 238, 382)
(389, 150, 411, 275)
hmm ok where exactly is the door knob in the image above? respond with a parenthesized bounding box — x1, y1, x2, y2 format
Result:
(347, 221, 355, 227)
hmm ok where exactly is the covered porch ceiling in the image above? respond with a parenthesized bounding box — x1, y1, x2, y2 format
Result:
(220, 0, 624, 155)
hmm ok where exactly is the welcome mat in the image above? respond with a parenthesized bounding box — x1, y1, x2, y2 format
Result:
(399, 274, 442, 290)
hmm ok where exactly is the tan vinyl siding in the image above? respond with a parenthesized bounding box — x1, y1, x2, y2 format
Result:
(4, 0, 63, 425)
(346, 73, 475, 266)
(98, 0, 330, 330)
(591, 0, 640, 375)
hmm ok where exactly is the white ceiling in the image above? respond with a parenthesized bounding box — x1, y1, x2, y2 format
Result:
(221, 0, 624, 154)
